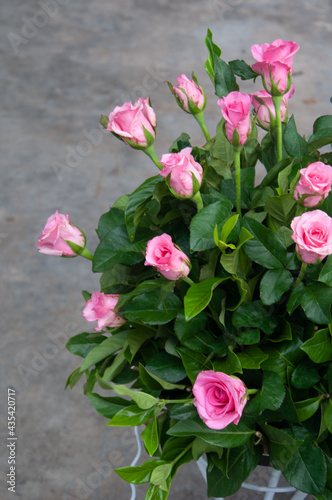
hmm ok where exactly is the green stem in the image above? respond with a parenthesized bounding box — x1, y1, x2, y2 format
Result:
(80, 247, 94, 261)
(144, 145, 162, 170)
(194, 111, 211, 142)
(171, 442, 193, 466)
(234, 147, 242, 215)
(162, 398, 194, 405)
(272, 95, 283, 162)
(183, 276, 195, 286)
(191, 191, 203, 212)
(294, 262, 307, 288)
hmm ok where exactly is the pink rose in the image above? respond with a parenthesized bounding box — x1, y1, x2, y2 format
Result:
(291, 210, 332, 264)
(193, 370, 247, 430)
(251, 85, 295, 128)
(144, 233, 190, 281)
(251, 39, 299, 94)
(217, 91, 252, 145)
(83, 292, 125, 331)
(159, 147, 203, 197)
(107, 97, 156, 147)
(37, 210, 85, 257)
(173, 74, 205, 112)
(294, 162, 332, 207)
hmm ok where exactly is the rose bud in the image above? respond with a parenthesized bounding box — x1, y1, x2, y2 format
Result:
(251, 85, 294, 129)
(193, 370, 247, 430)
(291, 210, 332, 264)
(217, 91, 252, 146)
(294, 162, 332, 208)
(173, 74, 206, 113)
(159, 147, 203, 198)
(106, 97, 156, 148)
(144, 233, 190, 281)
(251, 39, 299, 95)
(37, 210, 85, 257)
(83, 292, 125, 331)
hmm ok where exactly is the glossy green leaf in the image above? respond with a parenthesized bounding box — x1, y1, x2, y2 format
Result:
(145, 352, 187, 383)
(65, 367, 84, 389)
(86, 392, 132, 419)
(108, 403, 157, 426)
(260, 268, 293, 306)
(284, 115, 308, 158)
(236, 346, 268, 369)
(66, 333, 106, 358)
(192, 437, 224, 461)
(323, 399, 332, 434)
(190, 200, 233, 251)
(121, 291, 182, 325)
(262, 424, 303, 470)
(184, 277, 228, 321)
(115, 459, 168, 484)
(150, 463, 172, 491)
(232, 300, 278, 334)
(176, 347, 211, 384)
(295, 396, 322, 422)
(139, 364, 186, 391)
(260, 337, 305, 383)
(319, 255, 332, 287)
(291, 360, 321, 389)
(265, 194, 297, 230)
(213, 347, 242, 375)
(246, 371, 285, 413)
(300, 283, 332, 324)
(80, 331, 129, 371)
(301, 329, 332, 363)
(98, 379, 158, 409)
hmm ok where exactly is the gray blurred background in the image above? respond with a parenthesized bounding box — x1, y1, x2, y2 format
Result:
(1, 0, 332, 499)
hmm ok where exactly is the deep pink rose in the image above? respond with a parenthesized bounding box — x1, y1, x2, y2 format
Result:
(159, 147, 203, 197)
(294, 162, 332, 207)
(37, 210, 85, 257)
(83, 292, 125, 331)
(251, 85, 294, 128)
(193, 370, 247, 430)
(107, 97, 156, 146)
(251, 39, 299, 93)
(217, 91, 252, 145)
(173, 74, 205, 112)
(291, 210, 332, 264)
(144, 233, 190, 281)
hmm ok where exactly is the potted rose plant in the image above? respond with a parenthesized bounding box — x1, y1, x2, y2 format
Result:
(37, 30, 332, 499)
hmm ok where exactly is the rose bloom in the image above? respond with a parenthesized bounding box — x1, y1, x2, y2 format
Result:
(251, 39, 299, 93)
(144, 233, 190, 281)
(107, 97, 156, 146)
(294, 162, 332, 208)
(37, 210, 85, 257)
(291, 210, 332, 264)
(159, 147, 203, 197)
(217, 91, 252, 145)
(173, 74, 205, 112)
(251, 85, 294, 128)
(83, 291, 125, 331)
(193, 370, 247, 430)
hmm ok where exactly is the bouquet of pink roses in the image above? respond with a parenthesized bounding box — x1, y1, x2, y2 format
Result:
(37, 30, 332, 499)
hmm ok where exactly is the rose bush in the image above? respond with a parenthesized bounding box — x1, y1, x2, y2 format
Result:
(38, 30, 332, 500)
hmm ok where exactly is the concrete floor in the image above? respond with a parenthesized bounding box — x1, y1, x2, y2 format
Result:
(1, 0, 332, 498)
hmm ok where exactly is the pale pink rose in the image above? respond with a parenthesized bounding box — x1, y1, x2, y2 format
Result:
(83, 291, 125, 331)
(294, 162, 332, 207)
(251, 85, 295, 128)
(251, 39, 299, 93)
(193, 370, 247, 430)
(173, 74, 205, 112)
(37, 210, 85, 257)
(217, 91, 252, 145)
(291, 210, 332, 264)
(144, 233, 190, 281)
(159, 147, 203, 197)
(107, 97, 156, 146)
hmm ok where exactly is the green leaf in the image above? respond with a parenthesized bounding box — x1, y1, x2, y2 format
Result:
(229, 59, 257, 80)
(213, 347, 242, 375)
(145, 352, 187, 383)
(207, 443, 261, 498)
(190, 199, 233, 251)
(66, 333, 106, 358)
(314, 115, 332, 133)
(115, 459, 168, 484)
(139, 364, 186, 391)
(141, 415, 159, 456)
(319, 255, 332, 287)
(108, 404, 157, 426)
(300, 283, 332, 324)
(262, 424, 303, 470)
(100, 264, 134, 292)
(210, 119, 234, 177)
(176, 347, 212, 384)
(121, 291, 182, 325)
(97, 378, 158, 409)
(242, 217, 287, 269)
(232, 301, 278, 335)
(260, 268, 293, 306)
(260, 337, 305, 383)
(324, 399, 332, 433)
(184, 277, 228, 321)
(308, 128, 332, 153)
(167, 418, 254, 448)
(295, 396, 322, 422)
(80, 331, 129, 371)
(86, 392, 132, 419)
(246, 371, 285, 413)
(265, 194, 297, 230)
(301, 329, 332, 363)
(125, 176, 161, 240)
(234, 328, 260, 345)
(169, 132, 191, 153)
(150, 463, 173, 491)
(192, 437, 223, 461)
(236, 346, 268, 369)
(284, 115, 308, 158)
(174, 312, 211, 353)
(283, 436, 327, 495)
(291, 360, 321, 389)
(65, 367, 84, 389)
(125, 327, 155, 363)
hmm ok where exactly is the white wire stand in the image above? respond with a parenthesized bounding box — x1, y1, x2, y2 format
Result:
(196, 455, 308, 500)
